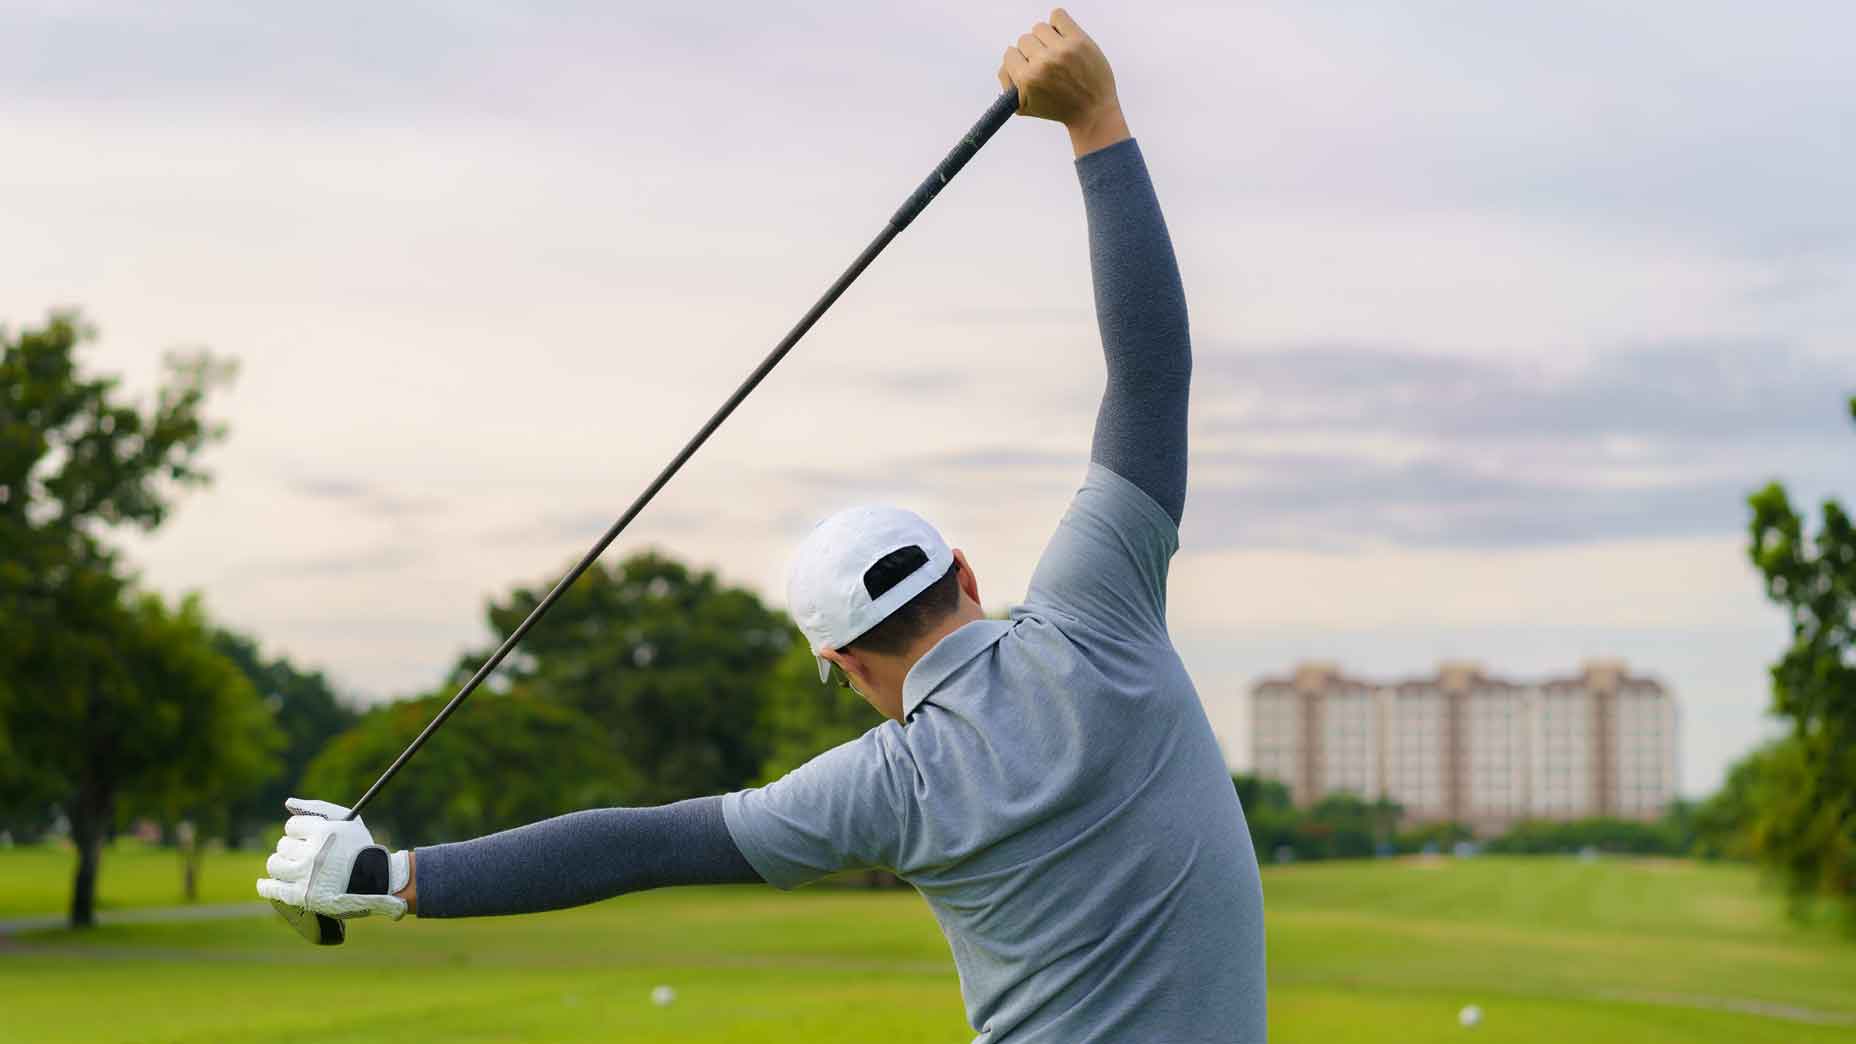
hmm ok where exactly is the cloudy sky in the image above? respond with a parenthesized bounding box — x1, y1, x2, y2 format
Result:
(5, 3, 1852, 796)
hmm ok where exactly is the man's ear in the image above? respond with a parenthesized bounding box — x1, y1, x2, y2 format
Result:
(953, 548, 981, 606)
(821, 647, 872, 693)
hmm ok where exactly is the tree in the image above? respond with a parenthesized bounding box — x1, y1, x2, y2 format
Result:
(211, 628, 356, 845)
(0, 744, 63, 843)
(1297, 793, 1402, 860)
(1232, 774, 1292, 815)
(1659, 798, 1701, 855)
(1231, 774, 1300, 861)
(463, 551, 792, 803)
(1485, 817, 1681, 856)
(300, 689, 630, 845)
(1228, 777, 1411, 862)
(117, 597, 283, 901)
(0, 311, 239, 926)
(1746, 395, 1856, 913)
(1396, 820, 1474, 854)
(18, 593, 279, 922)
(1694, 749, 1761, 860)
(759, 638, 883, 782)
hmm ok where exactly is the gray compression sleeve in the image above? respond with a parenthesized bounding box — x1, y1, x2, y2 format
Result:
(412, 795, 763, 918)
(1077, 138, 1191, 525)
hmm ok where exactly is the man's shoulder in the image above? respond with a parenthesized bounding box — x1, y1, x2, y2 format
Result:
(1022, 463, 1179, 633)
(1079, 462, 1180, 546)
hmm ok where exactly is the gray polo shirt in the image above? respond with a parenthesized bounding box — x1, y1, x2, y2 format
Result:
(723, 463, 1267, 1043)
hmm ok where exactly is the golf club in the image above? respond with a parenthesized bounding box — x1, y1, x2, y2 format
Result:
(273, 85, 1021, 945)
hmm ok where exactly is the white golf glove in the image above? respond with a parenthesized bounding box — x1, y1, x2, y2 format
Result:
(255, 797, 411, 921)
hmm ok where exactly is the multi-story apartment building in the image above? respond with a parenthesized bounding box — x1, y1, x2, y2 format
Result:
(1250, 660, 1678, 834)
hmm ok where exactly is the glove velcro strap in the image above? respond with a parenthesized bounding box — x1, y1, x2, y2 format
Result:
(347, 846, 391, 895)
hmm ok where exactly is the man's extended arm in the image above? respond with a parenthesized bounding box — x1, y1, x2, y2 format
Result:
(260, 795, 763, 922)
(1078, 138, 1189, 525)
(1003, 10, 1190, 525)
(409, 797, 761, 918)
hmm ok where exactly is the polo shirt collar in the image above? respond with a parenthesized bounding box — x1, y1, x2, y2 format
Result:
(901, 619, 1013, 719)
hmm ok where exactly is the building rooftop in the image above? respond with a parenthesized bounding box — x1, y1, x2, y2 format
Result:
(1257, 660, 1670, 697)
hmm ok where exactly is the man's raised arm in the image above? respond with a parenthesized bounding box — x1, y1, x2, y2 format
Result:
(1002, 9, 1191, 526)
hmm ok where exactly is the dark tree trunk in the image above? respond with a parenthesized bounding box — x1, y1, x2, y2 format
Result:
(179, 819, 200, 902)
(67, 781, 112, 929)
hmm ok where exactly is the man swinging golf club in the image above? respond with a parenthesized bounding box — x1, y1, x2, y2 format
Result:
(259, 10, 1266, 1040)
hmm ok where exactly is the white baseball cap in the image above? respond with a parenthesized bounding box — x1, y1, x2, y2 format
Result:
(787, 505, 955, 683)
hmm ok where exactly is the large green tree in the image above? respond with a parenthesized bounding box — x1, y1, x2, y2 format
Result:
(464, 551, 792, 804)
(0, 311, 245, 925)
(13, 592, 280, 924)
(1746, 395, 1856, 912)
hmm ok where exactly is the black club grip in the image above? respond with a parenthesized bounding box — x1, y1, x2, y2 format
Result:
(889, 87, 1019, 230)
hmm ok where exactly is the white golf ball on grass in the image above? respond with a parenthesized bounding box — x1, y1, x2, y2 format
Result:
(651, 985, 677, 1007)
(1458, 1004, 1482, 1028)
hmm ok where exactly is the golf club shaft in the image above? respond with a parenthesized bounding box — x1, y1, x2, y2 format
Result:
(343, 88, 1020, 821)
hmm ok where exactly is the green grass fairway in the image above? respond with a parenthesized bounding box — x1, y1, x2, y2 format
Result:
(0, 841, 265, 918)
(4, 845, 1854, 1042)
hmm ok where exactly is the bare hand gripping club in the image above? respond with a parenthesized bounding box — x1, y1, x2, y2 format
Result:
(274, 87, 1020, 945)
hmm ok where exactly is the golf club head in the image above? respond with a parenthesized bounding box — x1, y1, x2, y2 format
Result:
(271, 900, 344, 945)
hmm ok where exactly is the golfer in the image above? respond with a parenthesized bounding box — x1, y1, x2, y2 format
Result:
(260, 10, 1266, 1040)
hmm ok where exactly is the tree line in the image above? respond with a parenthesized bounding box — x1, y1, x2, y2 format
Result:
(3, 313, 1851, 928)
(296, 551, 866, 847)
(1233, 774, 1710, 863)
(0, 313, 872, 927)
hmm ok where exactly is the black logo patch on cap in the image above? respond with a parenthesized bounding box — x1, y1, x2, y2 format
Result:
(863, 545, 928, 599)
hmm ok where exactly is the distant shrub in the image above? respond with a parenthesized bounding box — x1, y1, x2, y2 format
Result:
(1485, 817, 1685, 856)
